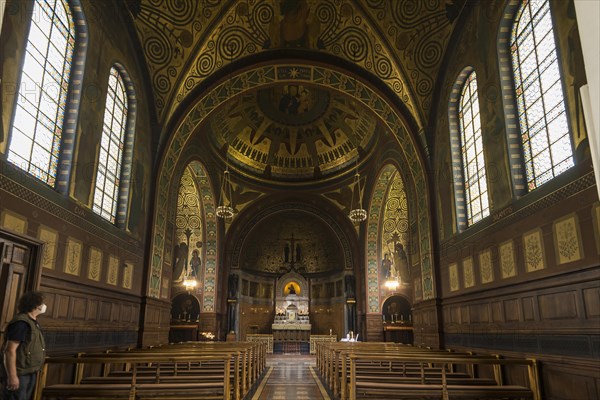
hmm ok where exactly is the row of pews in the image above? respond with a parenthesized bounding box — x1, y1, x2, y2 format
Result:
(35, 340, 267, 400)
(315, 342, 541, 400)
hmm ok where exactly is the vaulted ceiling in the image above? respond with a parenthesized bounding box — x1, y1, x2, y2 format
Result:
(125, 0, 464, 186)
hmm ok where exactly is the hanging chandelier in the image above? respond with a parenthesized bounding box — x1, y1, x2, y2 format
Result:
(349, 161, 367, 222)
(348, 46, 367, 223)
(216, 154, 234, 219)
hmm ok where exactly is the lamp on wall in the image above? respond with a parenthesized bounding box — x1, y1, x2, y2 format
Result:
(349, 159, 367, 222)
(216, 151, 235, 219)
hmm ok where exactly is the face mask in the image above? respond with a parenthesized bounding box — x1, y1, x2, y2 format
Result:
(38, 304, 47, 314)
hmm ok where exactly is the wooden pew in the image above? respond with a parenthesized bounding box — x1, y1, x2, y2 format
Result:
(348, 354, 540, 400)
(38, 354, 232, 400)
(70, 342, 263, 400)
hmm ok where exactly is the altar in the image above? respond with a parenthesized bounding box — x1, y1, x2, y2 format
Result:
(272, 323, 311, 341)
(272, 272, 311, 341)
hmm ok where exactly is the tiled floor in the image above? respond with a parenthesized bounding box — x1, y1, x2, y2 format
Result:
(252, 355, 330, 400)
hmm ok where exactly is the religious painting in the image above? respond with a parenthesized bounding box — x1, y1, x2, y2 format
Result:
(38, 225, 58, 270)
(64, 237, 82, 276)
(449, 263, 459, 291)
(499, 240, 516, 279)
(87, 247, 102, 282)
(523, 228, 545, 272)
(171, 293, 200, 322)
(107, 255, 119, 286)
(553, 214, 583, 264)
(123, 262, 134, 289)
(284, 281, 300, 296)
(1, 211, 27, 235)
(462, 257, 475, 288)
(479, 249, 494, 284)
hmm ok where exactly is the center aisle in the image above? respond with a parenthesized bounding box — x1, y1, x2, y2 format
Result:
(252, 354, 331, 400)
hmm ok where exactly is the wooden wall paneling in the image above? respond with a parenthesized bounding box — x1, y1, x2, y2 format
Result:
(491, 301, 503, 322)
(71, 296, 87, 320)
(521, 296, 537, 322)
(504, 299, 520, 322)
(538, 291, 579, 321)
(582, 286, 600, 318)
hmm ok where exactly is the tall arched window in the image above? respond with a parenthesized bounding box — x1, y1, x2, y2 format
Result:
(511, 0, 573, 190)
(449, 67, 489, 230)
(459, 71, 489, 225)
(93, 66, 134, 224)
(7, 0, 76, 186)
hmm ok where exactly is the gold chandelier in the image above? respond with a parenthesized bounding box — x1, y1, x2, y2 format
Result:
(349, 160, 367, 222)
(216, 153, 234, 219)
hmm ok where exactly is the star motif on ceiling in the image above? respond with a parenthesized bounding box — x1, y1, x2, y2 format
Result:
(289, 68, 300, 78)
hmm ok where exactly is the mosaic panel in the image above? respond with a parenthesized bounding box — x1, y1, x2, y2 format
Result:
(64, 237, 82, 276)
(523, 228, 545, 272)
(87, 247, 102, 282)
(1, 211, 27, 235)
(479, 248, 494, 284)
(499, 240, 516, 279)
(107, 255, 119, 286)
(123, 262, 133, 289)
(553, 214, 583, 264)
(462, 256, 475, 288)
(38, 225, 58, 270)
(449, 262, 459, 292)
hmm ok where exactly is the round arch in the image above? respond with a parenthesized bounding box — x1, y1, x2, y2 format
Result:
(148, 63, 435, 307)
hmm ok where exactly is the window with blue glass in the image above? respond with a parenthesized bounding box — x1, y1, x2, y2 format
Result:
(93, 67, 129, 223)
(459, 71, 489, 225)
(7, 0, 75, 186)
(511, 0, 573, 190)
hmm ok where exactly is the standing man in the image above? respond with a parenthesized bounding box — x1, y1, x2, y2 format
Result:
(1, 291, 47, 400)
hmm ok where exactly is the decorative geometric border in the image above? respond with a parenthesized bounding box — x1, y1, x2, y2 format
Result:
(497, 0, 528, 197)
(56, 0, 88, 195)
(149, 64, 434, 301)
(188, 162, 218, 312)
(448, 66, 474, 232)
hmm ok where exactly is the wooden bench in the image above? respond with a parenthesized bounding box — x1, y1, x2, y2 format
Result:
(38, 354, 232, 400)
(348, 354, 540, 400)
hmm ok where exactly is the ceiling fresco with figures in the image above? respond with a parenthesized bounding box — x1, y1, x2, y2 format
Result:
(207, 84, 379, 182)
(126, 0, 464, 152)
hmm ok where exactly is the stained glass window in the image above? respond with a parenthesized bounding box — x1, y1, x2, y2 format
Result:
(511, 0, 573, 190)
(93, 67, 129, 223)
(459, 71, 489, 225)
(7, 0, 75, 186)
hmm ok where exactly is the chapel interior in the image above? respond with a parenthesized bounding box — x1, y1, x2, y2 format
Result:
(0, 0, 599, 399)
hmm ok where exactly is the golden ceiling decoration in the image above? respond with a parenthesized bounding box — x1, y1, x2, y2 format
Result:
(208, 84, 378, 181)
(129, 0, 466, 137)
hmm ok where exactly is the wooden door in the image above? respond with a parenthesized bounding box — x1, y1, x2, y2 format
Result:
(0, 230, 42, 345)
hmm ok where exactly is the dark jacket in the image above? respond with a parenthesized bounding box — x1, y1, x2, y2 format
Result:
(2, 313, 46, 376)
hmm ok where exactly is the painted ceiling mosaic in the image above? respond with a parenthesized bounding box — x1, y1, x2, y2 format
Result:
(207, 84, 378, 182)
(129, 0, 462, 145)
